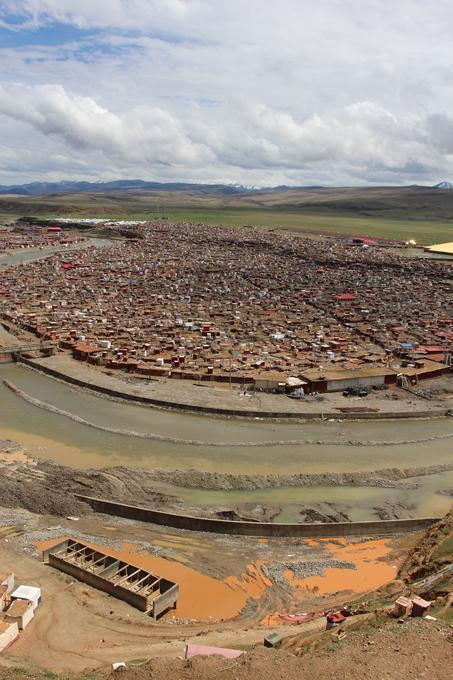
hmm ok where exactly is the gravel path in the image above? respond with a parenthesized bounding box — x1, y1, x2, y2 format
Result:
(12, 525, 167, 559)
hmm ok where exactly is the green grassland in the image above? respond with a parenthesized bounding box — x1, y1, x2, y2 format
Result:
(140, 207, 453, 244)
(1, 190, 452, 244)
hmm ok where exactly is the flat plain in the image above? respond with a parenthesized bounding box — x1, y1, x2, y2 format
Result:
(1, 184, 453, 243)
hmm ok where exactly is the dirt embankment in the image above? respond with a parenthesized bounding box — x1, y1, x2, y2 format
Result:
(89, 619, 453, 680)
(0, 441, 281, 522)
(151, 464, 453, 491)
(1, 624, 451, 679)
(400, 508, 453, 581)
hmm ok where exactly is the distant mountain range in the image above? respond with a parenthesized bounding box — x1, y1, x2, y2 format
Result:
(0, 180, 258, 196)
(0, 179, 451, 197)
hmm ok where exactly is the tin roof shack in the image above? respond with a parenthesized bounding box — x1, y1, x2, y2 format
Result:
(397, 359, 450, 382)
(253, 373, 300, 392)
(301, 367, 396, 393)
(0, 620, 19, 652)
(392, 596, 412, 618)
(4, 598, 34, 630)
(42, 539, 178, 620)
(72, 342, 101, 361)
(11, 585, 41, 610)
(411, 596, 431, 617)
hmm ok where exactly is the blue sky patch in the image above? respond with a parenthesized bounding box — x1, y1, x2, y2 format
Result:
(0, 21, 100, 48)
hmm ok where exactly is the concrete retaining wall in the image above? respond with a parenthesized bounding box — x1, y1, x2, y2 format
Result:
(18, 356, 451, 421)
(76, 495, 439, 538)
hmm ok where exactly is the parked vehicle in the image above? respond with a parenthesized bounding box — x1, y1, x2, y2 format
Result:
(343, 386, 368, 397)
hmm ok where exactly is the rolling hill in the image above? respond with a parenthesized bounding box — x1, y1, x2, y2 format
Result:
(1, 182, 453, 243)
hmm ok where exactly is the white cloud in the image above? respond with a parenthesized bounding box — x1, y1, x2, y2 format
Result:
(0, 83, 212, 167)
(1, 1, 453, 184)
(0, 82, 450, 184)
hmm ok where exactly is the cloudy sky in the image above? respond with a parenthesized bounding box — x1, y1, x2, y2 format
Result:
(0, 0, 452, 186)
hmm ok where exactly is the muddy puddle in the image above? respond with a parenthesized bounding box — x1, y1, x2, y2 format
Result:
(284, 538, 396, 595)
(153, 471, 453, 522)
(36, 536, 396, 621)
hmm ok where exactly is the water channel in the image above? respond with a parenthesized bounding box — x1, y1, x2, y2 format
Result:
(0, 363, 452, 521)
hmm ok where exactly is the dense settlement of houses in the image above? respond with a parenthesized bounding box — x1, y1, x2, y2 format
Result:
(0, 220, 451, 392)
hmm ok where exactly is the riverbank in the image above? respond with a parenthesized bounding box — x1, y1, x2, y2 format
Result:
(21, 353, 453, 420)
(1, 438, 451, 525)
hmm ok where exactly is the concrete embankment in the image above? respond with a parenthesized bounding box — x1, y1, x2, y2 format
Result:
(4, 378, 453, 450)
(17, 355, 453, 421)
(76, 494, 439, 537)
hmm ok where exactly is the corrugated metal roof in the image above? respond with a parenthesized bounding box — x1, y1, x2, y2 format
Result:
(426, 242, 453, 255)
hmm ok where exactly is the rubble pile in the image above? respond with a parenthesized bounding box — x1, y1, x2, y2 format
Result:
(263, 559, 357, 588)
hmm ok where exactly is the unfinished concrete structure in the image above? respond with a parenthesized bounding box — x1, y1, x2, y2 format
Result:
(42, 539, 178, 619)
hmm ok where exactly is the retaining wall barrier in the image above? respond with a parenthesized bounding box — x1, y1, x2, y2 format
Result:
(17, 356, 452, 421)
(76, 495, 439, 538)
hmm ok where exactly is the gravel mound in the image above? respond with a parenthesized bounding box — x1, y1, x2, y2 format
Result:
(263, 559, 357, 588)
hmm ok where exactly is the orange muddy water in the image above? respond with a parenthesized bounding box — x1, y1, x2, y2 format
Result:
(286, 538, 396, 595)
(37, 536, 396, 621)
(37, 538, 269, 620)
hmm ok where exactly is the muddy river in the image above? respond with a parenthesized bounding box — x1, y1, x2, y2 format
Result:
(0, 363, 452, 520)
(1, 364, 452, 472)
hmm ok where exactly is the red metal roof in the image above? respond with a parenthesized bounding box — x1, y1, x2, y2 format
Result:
(353, 237, 376, 244)
(419, 346, 445, 353)
(327, 612, 346, 623)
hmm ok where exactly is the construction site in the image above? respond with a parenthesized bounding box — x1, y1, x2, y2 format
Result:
(0, 486, 451, 678)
